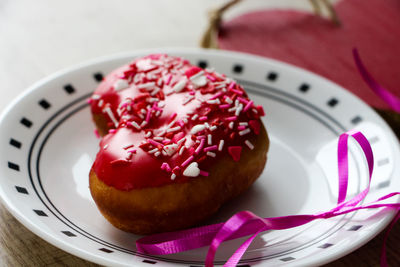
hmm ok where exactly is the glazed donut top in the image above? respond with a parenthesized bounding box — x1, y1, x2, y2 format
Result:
(90, 54, 265, 190)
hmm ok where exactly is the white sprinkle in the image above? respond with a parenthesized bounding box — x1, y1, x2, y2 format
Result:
(127, 105, 131, 111)
(148, 148, 159, 154)
(131, 121, 141, 130)
(171, 173, 177, 180)
(153, 136, 164, 141)
(92, 94, 101, 100)
(137, 82, 155, 90)
(204, 122, 210, 128)
(229, 122, 234, 129)
(239, 122, 248, 126)
(158, 101, 165, 108)
(163, 144, 178, 156)
(210, 125, 217, 131)
(150, 87, 160, 96)
(190, 124, 206, 135)
(191, 114, 199, 121)
(167, 126, 181, 133)
(157, 78, 163, 87)
(206, 152, 216, 157)
(235, 104, 243, 116)
(218, 140, 224, 151)
(154, 151, 161, 157)
(252, 108, 258, 114)
(98, 99, 104, 108)
(103, 107, 119, 127)
(225, 97, 233, 104)
(245, 140, 254, 150)
(114, 79, 129, 91)
(190, 70, 204, 80)
(177, 137, 186, 145)
(179, 146, 186, 155)
(183, 118, 188, 124)
(162, 150, 168, 156)
(138, 113, 144, 119)
(155, 110, 161, 117)
(103, 144, 109, 150)
(156, 129, 166, 136)
(191, 74, 207, 87)
(228, 107, 237, 112)
(123, 144, 133, 149)
(141, 121, 148, 127)
(183, 95, 195, 105)
(235, 99, 239, 107)
(173, 79, 188, 93)
(215, 84, 227, 89)
(147, 97, 159, 103)
(207, 134, 212, 145)
(141, 109, 147, 114)
(145, 131, 152, 138)
(183, 162, 200, 177)
(239, 128, 251, 136)
(206, 99, 221, 105)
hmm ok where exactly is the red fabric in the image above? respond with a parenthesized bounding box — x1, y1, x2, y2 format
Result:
(218, 0, 400, 109)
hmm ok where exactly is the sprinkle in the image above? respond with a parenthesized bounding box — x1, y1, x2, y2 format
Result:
(245, 140, 254, 150)
(148, 148, 159, 154)
(219, 104, 231, 109)
(204, 145, 217, 152)
(173, 79, 188, 92)
(161, 162, 172, 172)
(109, 129, 116, 134)
(92, 94, 101, 100)
(177, 137, 186, 145)
(148, 139, 163, 147)
(128, 149, 137, 154)
(204, 122, 210, 128)
(226, 116, 237, 121)
(150, 87, 160, 96)
(183, 95, 195, 105)
(210, 125, 217, 131)
(153, 136, 164, 141)
(206, 74, 216, 81)
(137, 82, 155, 90)
(195, 139, 205, 154)
(190, 124, 206, 135)
(169, 112, 177, 122)
(237, 97, 249, 104)
(237, 125, 246, 130)
(165, 74, 172, 85)
(243, 100, 254, 112)
(224, 96, 233, 104)
(98, 99, 104, 107)
(166, 126, 181, 133)
(235, 104, 243, 116)
(145, 109, 151, 123)
(171, 173, 176, 180)
(239, 122, 248, 126)
(199, 116, 208, 121)
(206, 152, 216, 157)
(218, 140, 224, 151)
(229, 122, 234, 129)
(179, 146, 186, 155)
(163, 144, 178, 156)
(196, 135, 206, 140)
(94, 129, 100, 138)
(87, 98, 93, 104)
(123, 144, 134, 149)
(239, 128, 251, 136)
(154, 151, 161, 157)
(158, 101, 165, 108)
(131, 121, 141, 130)
(145, 131, 152, 138)
(210, 91, 224, 100)
(103, 107, 119, 127)
(183, 162, 200, 177)
(207, 134, 212, 145)
(189, 70, 204, 80)
(228, 82, 236, 90)
(181, 155, 194, 168)
(206, 99, 220, 105)
(199, 170, 209, 176)
(230, 88, 244, 95)
(103, 144, 108, 149)
(114, 79, 129, 91)
(228, 146, 242, 162)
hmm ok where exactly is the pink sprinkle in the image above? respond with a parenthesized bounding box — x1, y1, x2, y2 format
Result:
(203, 145, 217, 152)
(148, 139, 163, 147)
(177, 120, 185, 127)
(181, 155, 194, 167)
(228, 146, 242, 162)
(162, 139, 172, 145)
(237, 125, 246, 130)
(173, 132, 185, 142)
(94, 129, 100, 138)
(219, 104, 231, 109)
(169, 112, 177, 121)
(161, 162, 171, 172)
(199, 116, 208, 121)
(128, 149, 137, 154)
(87, 98, 93, 104)
(199, 170, 209, 177)
(189, 91, 195, 95)
(206, 74, 216, 82)
(145, 109, 151, 123)
(210, 91, 224, 100)
(165, 74, 172, 85)
(243, 100, 254, 112)
(228, 82, 236, 90)
(226, 116, 237, 121)
(195, 139, 205, 154)
(196, 135, 206, 140)
(238, 97, 249, 104)
(109, 129, 116, 134)
(229, 88, 244, 95)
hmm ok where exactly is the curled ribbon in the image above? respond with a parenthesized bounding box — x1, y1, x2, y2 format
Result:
(136, 50, 400, 266)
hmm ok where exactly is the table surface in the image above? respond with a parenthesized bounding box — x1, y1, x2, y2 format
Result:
(0, 0, 399, 266)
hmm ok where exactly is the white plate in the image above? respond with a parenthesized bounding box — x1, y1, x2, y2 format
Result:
(0, 49, 399, 267)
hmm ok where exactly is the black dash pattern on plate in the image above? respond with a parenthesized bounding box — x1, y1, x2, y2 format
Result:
(38, 99, 51, 109)
(327, 98, 339, 107)
(351, 116, 362, 125)
(99, 248, 113, 253)
(20, 117, 32, 128)
(15, 186, 28, 194)
(33, 210, 48, 217)
(8, 162, 20, 171)
(348, 225, 362, 231)
(267, 72, 278, 81)
(299, 83, 310, 93)
(94, 72, 104, 82)
(64, 84, 76, 94)
(9, 138, 22, 149)
(61, 231, 76, 237)
(318, 243, 334, 249)
(233, 64, 243, 74)
(280, 257, 295, 262)
(197, 60, 208, 69)
(142, 259, 157, 264)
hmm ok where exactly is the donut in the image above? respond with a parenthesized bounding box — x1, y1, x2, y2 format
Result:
(88, 54, 269, 234)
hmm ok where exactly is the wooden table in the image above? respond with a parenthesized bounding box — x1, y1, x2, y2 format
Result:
(0, 0, 398, 266)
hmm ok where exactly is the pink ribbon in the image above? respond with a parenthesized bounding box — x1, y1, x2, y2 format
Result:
(136, 50, 400, 266)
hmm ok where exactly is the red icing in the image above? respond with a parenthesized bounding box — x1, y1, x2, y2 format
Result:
(90, 54, 264, 191)
(228, 146, 242, 162)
